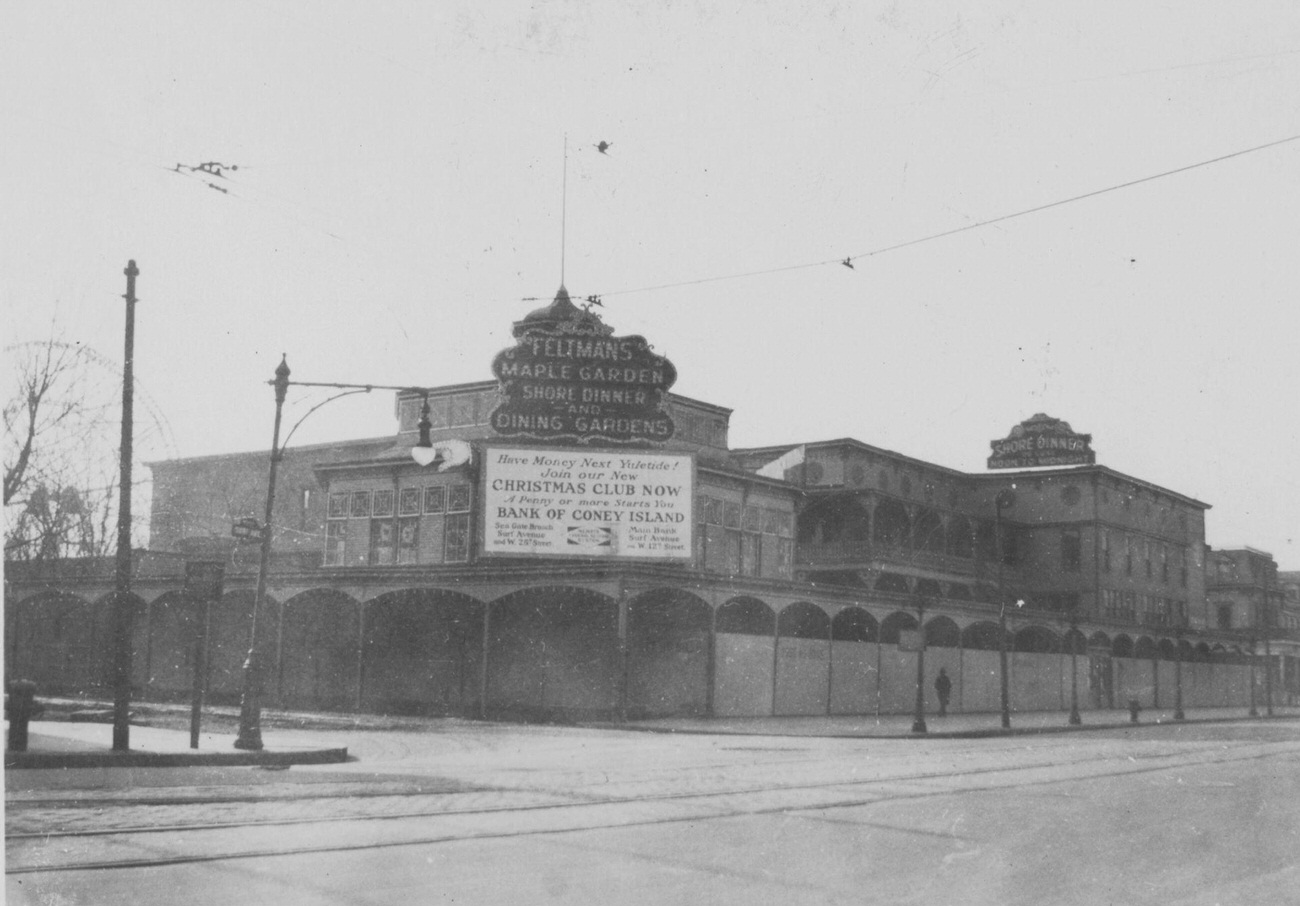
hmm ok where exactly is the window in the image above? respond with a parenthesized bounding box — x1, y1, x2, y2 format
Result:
(351, 491, 371, 518)
(1125, 537, 1133, 576)
(723, 501, 741, 530)
(328, 492, 349, 519)
(1061, 529, 1081, 572)
(448, 484, 472, 514)
(1217, 604, 1233, 629)
(1102, 530, 1111, 572)
(372, 489, 394, 518)
(325, 522, 346, 566)
(399, 487, 421, 517)
(397, 517, 419, 564)
(445, 513, 470, 562)
(1144, 541, 1152, 578)
(1160, 547, 1169, 583)
(424, 486, 446, 514)
(370, 519, 395, 565)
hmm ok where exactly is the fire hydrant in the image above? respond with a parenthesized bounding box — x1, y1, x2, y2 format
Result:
(6, 680, 39, 752)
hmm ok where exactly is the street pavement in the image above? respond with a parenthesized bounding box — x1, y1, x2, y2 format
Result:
(7, 708, 1300, 905)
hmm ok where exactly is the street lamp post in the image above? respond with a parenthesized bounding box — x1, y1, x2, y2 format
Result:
(234, 357, 290, 750)
(1067, 609, 1082, 726)
(1173, 622, 1185, 722)
(1262, 586, 1275, 718)
(995, 489, 1016, 730)
(1248, 630, 1259, 718)
(233, 361, 447, 750)
(911, 595, 928, 734)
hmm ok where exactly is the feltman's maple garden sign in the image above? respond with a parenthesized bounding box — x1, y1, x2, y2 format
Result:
(490, 288, 677, 445)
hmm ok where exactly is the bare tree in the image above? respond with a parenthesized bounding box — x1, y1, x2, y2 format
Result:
(4, 335, 172, 562)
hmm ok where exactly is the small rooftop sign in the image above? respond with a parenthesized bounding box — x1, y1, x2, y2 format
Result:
(988, 413, 1095, 469)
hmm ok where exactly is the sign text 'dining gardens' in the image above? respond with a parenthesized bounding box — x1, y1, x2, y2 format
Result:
(490, 289, 677, 445)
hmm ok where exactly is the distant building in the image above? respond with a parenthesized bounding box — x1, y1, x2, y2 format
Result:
(4, 288, 1290, 719)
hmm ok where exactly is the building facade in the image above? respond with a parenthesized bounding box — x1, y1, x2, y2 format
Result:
(4, 289, 1287, 720)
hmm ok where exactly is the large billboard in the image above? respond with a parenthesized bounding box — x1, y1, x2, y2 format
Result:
(481, 446, 694, 561)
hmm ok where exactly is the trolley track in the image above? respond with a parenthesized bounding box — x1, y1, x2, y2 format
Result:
(9, 736, 1299, 875)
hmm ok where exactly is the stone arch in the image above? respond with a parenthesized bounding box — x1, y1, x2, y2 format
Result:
(913, 508, 945, 553)
(879, 611, 918, 644)
(1194, 642, 1212, 661)
(716, 596, 775, 635)
(281, 588, 363, 711)
(831, 606, 878, 643)
(205, 589, 279, 705)
(1134, 636, 1157, 659)
(626, 588, 711, 718)
(1088, 631, 1111, 650)
(1157, 638, 1178, 660)
(946, 583, 973, 601)
(487, 586, 618, 719)
(364, 587, 486, 712)
(1014, 625, 1060, 653)
(1063, 627, 1087, 655)
(362, 588, 485, 716)
(1112, 634, 1134, 658)
(962, 621, 1004, 651)
(925, 616, 961, 648)
(775, 601, 832, 716)
(778, 602, 831, 639)
(873, 499, 910, 548)
(946, 514, 974, 558)
(975, 519, 998, 561)
(142, 590, 198, 700)
(7, 591, 106, 693)
(914, 578, 943, 598)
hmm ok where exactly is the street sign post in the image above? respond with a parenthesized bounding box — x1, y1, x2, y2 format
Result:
(183, 560, 224, 749)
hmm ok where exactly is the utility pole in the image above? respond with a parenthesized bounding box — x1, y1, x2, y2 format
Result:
(111, 260, 138, 751)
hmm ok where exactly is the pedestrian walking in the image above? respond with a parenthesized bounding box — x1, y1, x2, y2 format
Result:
(934, 668, 952, 717)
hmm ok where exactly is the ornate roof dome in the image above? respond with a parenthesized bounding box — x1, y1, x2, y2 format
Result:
(513, 285, 597, 337)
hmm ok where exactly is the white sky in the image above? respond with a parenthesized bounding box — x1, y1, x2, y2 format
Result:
(3, 2, 1298, 565)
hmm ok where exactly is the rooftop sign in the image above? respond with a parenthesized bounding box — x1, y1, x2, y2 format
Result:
(988, 413, 1095, 469)
(490, 290, 676, 445)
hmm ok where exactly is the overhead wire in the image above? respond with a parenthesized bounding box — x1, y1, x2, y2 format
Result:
(590, 132, 1300, 301)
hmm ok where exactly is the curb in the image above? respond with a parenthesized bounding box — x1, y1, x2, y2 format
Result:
(586, 712, 1299, 741)
(4, 746, 349, 770)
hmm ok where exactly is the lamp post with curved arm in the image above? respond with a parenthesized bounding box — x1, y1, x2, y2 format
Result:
(234, 359, 445, 750)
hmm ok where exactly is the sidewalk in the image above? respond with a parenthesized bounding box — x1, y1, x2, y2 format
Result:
(4, 721, 348, 770)
(609, 705, 1300, 739)
(6, 705, 1296, 770)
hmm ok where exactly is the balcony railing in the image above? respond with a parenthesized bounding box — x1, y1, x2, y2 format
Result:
(797, 540, 1017, 581)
